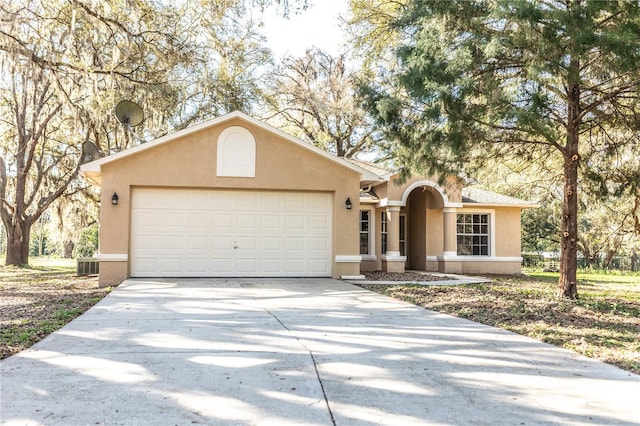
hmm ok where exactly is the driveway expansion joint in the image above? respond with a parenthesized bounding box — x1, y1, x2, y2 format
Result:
(265, 309, 336, 426)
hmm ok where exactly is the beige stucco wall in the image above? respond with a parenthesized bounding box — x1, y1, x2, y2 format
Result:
(96, 118, 361, 285)
(493, 207, 523, 257)
(360, 174, 525, 275)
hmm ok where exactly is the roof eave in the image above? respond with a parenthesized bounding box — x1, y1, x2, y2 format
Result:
(77, 111, 368, 183)
(462, 202, 540, 209)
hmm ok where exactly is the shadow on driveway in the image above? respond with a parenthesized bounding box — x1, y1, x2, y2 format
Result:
(1, 278, 639, 425)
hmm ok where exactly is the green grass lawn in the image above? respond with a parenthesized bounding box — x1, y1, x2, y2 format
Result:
(360, 269, 640, 374)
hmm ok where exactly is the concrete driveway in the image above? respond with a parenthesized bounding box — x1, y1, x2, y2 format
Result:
(1, 278, 638, 425)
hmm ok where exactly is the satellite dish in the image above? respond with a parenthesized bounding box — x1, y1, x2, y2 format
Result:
(115, 100, 144, 127)
(82, 141, 101, 162)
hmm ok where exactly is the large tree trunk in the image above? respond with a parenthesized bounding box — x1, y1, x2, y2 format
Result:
(64, 240, 74, 258)
(558, 82, 580, 299)
(5, 219, 31, 266)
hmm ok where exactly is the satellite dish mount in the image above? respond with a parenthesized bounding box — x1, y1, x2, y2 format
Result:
(82, 140, 101, 162)
(115, 100, 144, 127)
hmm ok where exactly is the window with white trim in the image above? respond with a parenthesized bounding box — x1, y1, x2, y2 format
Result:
(360, 210, 370, 255)
(456, 213, 489, 256)
(380, 211, 388, 254)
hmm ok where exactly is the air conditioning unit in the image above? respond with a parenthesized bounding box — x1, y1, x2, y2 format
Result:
(77, 258, 99, 276)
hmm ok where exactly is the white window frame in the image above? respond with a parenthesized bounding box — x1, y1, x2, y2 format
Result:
(359, 208, 376, 260)
(380, 211, 388, 255)
(455, 209, 495, 257)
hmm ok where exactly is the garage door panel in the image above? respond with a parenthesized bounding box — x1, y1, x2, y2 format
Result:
(309, 237, 328, 251)
(237, 258, 258, 273)
(131, 189, 331, 277)
(212, 258, 234, 273)
(187, 236, 209, 250)
(261, 215, 281, 229)
(212, 236, 233, 250)
(286, 237, 305, 250)
(286, 215, 305, 229)
(285, 193, 305, 209)
(237, 236, 257, 250)
(187, 258, 208, 273)
(309, 259, 330, 274)
(160, 258, 182, 273)
(261, 259, 282, 273)
(135, 235, 160, 250)
(261, 194, 282, 209)
(262, 237, 281, 251)
(284, 258, 305, 273)
(186, 190, 214, 208)
(161, 235, 184, 250)
(309, 215, 329, 229)
(237, 215, 257, 229)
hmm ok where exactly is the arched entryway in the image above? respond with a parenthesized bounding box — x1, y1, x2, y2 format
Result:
(402, 182, 448, 270)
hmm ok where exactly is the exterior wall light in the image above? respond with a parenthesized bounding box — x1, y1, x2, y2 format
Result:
(345, 197, 352, 210)
(111, 192, 119, 205)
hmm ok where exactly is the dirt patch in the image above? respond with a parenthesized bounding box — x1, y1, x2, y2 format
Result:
(363, 271, 449, 282)
(0, 265, 110, 359)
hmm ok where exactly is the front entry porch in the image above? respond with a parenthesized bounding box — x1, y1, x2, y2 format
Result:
(358, 178, 526, 276)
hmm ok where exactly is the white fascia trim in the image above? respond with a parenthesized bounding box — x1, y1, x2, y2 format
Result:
(98, 253, 128, 262)
(427, 255, 523, 263)
(335, 255, 362, 263)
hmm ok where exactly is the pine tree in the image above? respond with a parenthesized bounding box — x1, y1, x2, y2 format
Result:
(360, 0, 640, 298)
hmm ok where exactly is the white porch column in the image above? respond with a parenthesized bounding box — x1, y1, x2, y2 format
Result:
(443, 207, 458, 256)
(382, 206, 406, 272)
(439, 207, 462, 273)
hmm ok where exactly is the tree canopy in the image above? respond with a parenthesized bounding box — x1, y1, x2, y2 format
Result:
(0, 0, 303, 265)
(356, 0, 640, 298)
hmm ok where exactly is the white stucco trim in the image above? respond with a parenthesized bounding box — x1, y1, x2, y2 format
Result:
(98, 253, 128, 262)
(400, 180, 463, 208)
(381, 254, 407, 262)
(427, 256, 523, 263)
(335, 255, 362, 263)
(360, 254, 377, 261)
(377, 198, 404, 208)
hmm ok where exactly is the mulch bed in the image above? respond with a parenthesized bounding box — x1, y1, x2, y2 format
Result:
(363, 271, 449, 282)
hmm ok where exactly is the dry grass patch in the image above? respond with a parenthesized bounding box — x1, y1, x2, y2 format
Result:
(0, 260, 110, 359)
(358, 271, 640, 374)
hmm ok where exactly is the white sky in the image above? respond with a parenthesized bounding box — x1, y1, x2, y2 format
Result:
(258, 0, 350, 58)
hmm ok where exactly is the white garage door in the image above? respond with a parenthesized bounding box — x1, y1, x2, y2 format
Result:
(130, 188, 332, 277)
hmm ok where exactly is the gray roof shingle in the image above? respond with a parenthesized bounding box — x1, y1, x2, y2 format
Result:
(462, 187, 536, 206)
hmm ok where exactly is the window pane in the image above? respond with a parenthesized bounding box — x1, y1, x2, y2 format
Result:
(360, 233, 368, 255)
(456, 213, 490, 256)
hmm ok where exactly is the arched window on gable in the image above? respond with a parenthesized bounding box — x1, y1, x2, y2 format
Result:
(216, 126, 256, 177)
